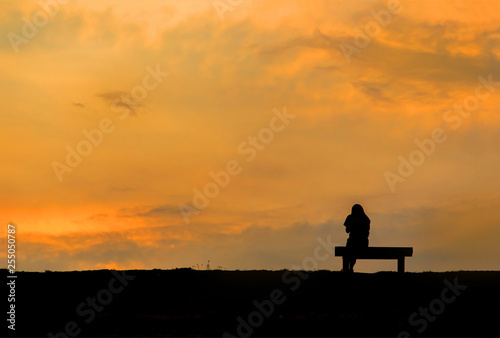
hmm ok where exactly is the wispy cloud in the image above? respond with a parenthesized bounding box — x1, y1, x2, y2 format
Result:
(97, 91, 141, 116)
(138, 205, 180, 218)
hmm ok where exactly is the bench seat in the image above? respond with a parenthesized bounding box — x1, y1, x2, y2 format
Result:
(335, 246, 413, 273)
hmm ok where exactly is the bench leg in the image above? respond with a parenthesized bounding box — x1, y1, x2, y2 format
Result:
(342, 257, 349, 272)
(397, 257, 405, 273)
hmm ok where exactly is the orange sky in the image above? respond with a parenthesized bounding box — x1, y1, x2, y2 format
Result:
(1, 0, 499, 272)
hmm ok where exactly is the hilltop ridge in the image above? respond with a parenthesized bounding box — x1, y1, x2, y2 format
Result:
(4, 269, 499, 337)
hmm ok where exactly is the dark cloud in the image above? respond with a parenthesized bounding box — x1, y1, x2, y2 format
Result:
(97, 91, 141, 116)
(353, 20, 500, 84)
(73, 102, 85, 108)
(259, 28, 343, 56)
(138, 205, 181, 217)
(352, 81, 393, 103)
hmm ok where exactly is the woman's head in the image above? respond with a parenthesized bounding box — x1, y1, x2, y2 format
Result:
(351, 204, 365, 216)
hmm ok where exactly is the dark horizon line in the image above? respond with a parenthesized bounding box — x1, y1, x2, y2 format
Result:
(2, 267, 499, 273)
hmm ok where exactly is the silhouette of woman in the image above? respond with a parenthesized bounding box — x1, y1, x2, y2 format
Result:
(343, 204, 370, 272)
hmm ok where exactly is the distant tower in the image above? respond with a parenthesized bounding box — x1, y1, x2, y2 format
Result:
(207, 260, 211, 270)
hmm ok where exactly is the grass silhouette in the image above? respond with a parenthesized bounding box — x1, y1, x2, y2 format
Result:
(4, 269, 498, 337)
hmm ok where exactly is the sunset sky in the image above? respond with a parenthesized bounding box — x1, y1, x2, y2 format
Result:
(1, 0, 499, 272)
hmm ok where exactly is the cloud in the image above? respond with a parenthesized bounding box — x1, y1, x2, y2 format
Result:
(1, 0, 499, 273)
(5, 193, 500, 272)
(352, 81, 393, 103)
(259, 28, 341, 56)
(97, 91, 141, 116)
(12, 195, 500, 272)
(88, 213, 108, 221)
(138, 205, 181, 218)
(11, 220, 340, 271)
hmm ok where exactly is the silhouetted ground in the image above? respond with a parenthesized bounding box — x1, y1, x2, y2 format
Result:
(3, 269, 499, 337)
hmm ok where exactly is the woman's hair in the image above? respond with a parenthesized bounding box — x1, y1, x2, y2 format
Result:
(351, 204, 370, 221)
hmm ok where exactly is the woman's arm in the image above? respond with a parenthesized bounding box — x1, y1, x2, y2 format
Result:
(344, 215, 351, 233)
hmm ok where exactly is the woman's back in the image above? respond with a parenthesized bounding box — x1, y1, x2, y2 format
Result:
(343, 204, 370, 272)
(344, 214, 370, 239)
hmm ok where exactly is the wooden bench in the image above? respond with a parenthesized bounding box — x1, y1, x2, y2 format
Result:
(335, 246, 413, 273)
